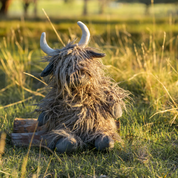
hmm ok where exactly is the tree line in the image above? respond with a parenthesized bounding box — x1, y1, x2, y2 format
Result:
(0, 0, 37, 16)
(0, 0, 178, 16)
(0, 0, 112, 16)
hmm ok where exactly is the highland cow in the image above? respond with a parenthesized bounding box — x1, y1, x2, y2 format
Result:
(37, 21, 128, 153)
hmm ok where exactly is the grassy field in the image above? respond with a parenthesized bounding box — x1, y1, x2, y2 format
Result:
(0, 2, 178, 178)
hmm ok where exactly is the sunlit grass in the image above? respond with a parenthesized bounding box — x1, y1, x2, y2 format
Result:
(0, 10, 178, 177)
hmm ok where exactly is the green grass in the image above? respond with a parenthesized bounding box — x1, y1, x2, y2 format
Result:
(0, 2, 178, 177)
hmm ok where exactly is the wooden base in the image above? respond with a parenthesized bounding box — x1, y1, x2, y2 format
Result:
(11, 118, 46, 146)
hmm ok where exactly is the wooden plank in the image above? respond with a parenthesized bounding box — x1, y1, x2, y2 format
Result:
(11, 132, 45, 146)
(13, 118, 45, 133)
(12, 118, 46, 147)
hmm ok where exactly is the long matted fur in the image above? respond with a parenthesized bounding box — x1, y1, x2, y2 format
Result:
(37, 41, 129, 149)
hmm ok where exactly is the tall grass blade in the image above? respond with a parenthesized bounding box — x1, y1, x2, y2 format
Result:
(0, 133, 6, 165)
(42, 8, 65, 47)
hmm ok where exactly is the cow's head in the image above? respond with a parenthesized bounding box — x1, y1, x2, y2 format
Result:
(40, 21, 105, 92)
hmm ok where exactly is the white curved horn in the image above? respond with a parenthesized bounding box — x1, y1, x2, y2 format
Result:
(40, 32, 56, 55)
(77, 21, 90, 47)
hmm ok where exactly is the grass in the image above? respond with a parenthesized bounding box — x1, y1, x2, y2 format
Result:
(0, 2, 178, 178)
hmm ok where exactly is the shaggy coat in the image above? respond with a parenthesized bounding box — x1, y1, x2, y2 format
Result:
(37, 42, 128, 149)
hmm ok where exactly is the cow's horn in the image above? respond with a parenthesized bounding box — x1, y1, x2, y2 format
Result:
(77, 21, 90, 48)
(40, 32, 56, 55)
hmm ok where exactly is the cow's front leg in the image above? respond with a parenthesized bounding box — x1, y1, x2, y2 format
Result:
(95, 134, 114, 151)
(55, 136, 78, 153)
(47, 134, 78, 153)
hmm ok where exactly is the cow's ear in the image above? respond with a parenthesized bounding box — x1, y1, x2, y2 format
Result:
(41, 62, 53, 77)
(86, 50, 106, 58)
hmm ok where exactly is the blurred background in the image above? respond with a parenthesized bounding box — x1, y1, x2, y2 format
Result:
(0, 0, 178, 18)
(1, 0, 178, 43)
(0, 0, 178, 48)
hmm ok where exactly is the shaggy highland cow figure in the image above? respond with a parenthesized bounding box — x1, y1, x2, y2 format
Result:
(37, 21, 128, 153)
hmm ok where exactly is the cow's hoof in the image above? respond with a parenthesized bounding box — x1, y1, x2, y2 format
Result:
(38, 112, 47, 126)
(95, 135, 114, 151)
(55, 136, 77, 153)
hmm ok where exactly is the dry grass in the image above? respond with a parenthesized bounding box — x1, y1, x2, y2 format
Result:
(0, 133, 6, 165)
